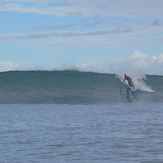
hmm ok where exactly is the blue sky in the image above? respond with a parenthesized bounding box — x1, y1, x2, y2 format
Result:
(1, 0, 163, 74)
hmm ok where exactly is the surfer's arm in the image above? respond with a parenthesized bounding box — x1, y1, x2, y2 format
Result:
(123, 78, 126, 83)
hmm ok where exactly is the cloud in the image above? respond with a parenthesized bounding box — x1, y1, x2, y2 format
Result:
(1, 24, 163, 50)
(1, 0, 60, 2)
(0, 60, 43, 72)
(0, 61, 28, 72)
(0, 2, 103, 17)
(2, 24, 163, 40)
(111, 52, 163, 75)
(1, 0, 163, 18)
(29, 24, 75, 31)
(0, 52, 163, 75)
(1, 0, 163, 47)
(77, 51, 163, 75)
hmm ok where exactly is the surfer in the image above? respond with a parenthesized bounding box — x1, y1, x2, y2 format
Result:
(123, 74, 134, 87)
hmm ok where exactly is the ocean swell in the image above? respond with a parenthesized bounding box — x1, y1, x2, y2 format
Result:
(0, 70, 162, 104)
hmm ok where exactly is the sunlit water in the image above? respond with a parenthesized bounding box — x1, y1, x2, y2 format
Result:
(0, 103, 163, 163)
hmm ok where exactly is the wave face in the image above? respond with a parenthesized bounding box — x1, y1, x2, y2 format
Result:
(0, 70, 162, 104)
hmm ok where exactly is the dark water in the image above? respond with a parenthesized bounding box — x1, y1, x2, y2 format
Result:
(0, 103, 163, 163)
(0, 70, 162, 104)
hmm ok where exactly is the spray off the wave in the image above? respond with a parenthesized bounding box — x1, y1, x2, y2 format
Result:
(119, 74, 155, 93)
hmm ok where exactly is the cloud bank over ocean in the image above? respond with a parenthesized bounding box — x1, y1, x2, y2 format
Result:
(1, 51, 163, 75)
(79, 51, 163, 75)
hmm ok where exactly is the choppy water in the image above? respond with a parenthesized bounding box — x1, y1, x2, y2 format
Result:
(0, 103, 163, 163)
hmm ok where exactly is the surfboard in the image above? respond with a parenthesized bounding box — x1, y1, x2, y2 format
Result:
(128, 85, 138, 92)
(118, 75, 138, 92)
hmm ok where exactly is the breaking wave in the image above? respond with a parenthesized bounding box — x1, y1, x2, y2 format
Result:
(0, 70, 162, 104)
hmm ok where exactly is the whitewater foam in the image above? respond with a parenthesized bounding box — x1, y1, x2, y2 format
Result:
(132, 76, 155, 92)
(118, 74, 155, 93)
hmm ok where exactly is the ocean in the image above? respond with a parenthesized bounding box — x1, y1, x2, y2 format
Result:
(0, 70, 163, 162)
(0, 70, 162, 104)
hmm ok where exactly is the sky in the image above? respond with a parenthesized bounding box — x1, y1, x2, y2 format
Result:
(1, 0, 163, 74)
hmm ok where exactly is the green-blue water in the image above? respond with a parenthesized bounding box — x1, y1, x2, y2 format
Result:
(0, 70, 162, 104)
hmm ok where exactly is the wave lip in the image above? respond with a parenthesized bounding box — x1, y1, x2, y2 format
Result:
(0, 70, 162, 104)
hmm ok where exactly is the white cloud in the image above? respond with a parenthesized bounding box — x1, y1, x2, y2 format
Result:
(1, 30, 163, 50)
(0, 61, 32, 72)
(0, 61, 22, 72)
(152, 54, 163, 63)
(1, 0, 163, 17)
(109, 51, 163, 75)
(0, 52, 163, 75)
(1, 0, 163, 49)
(0, 2, 103, 17)
(77, 51, 163, 75)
